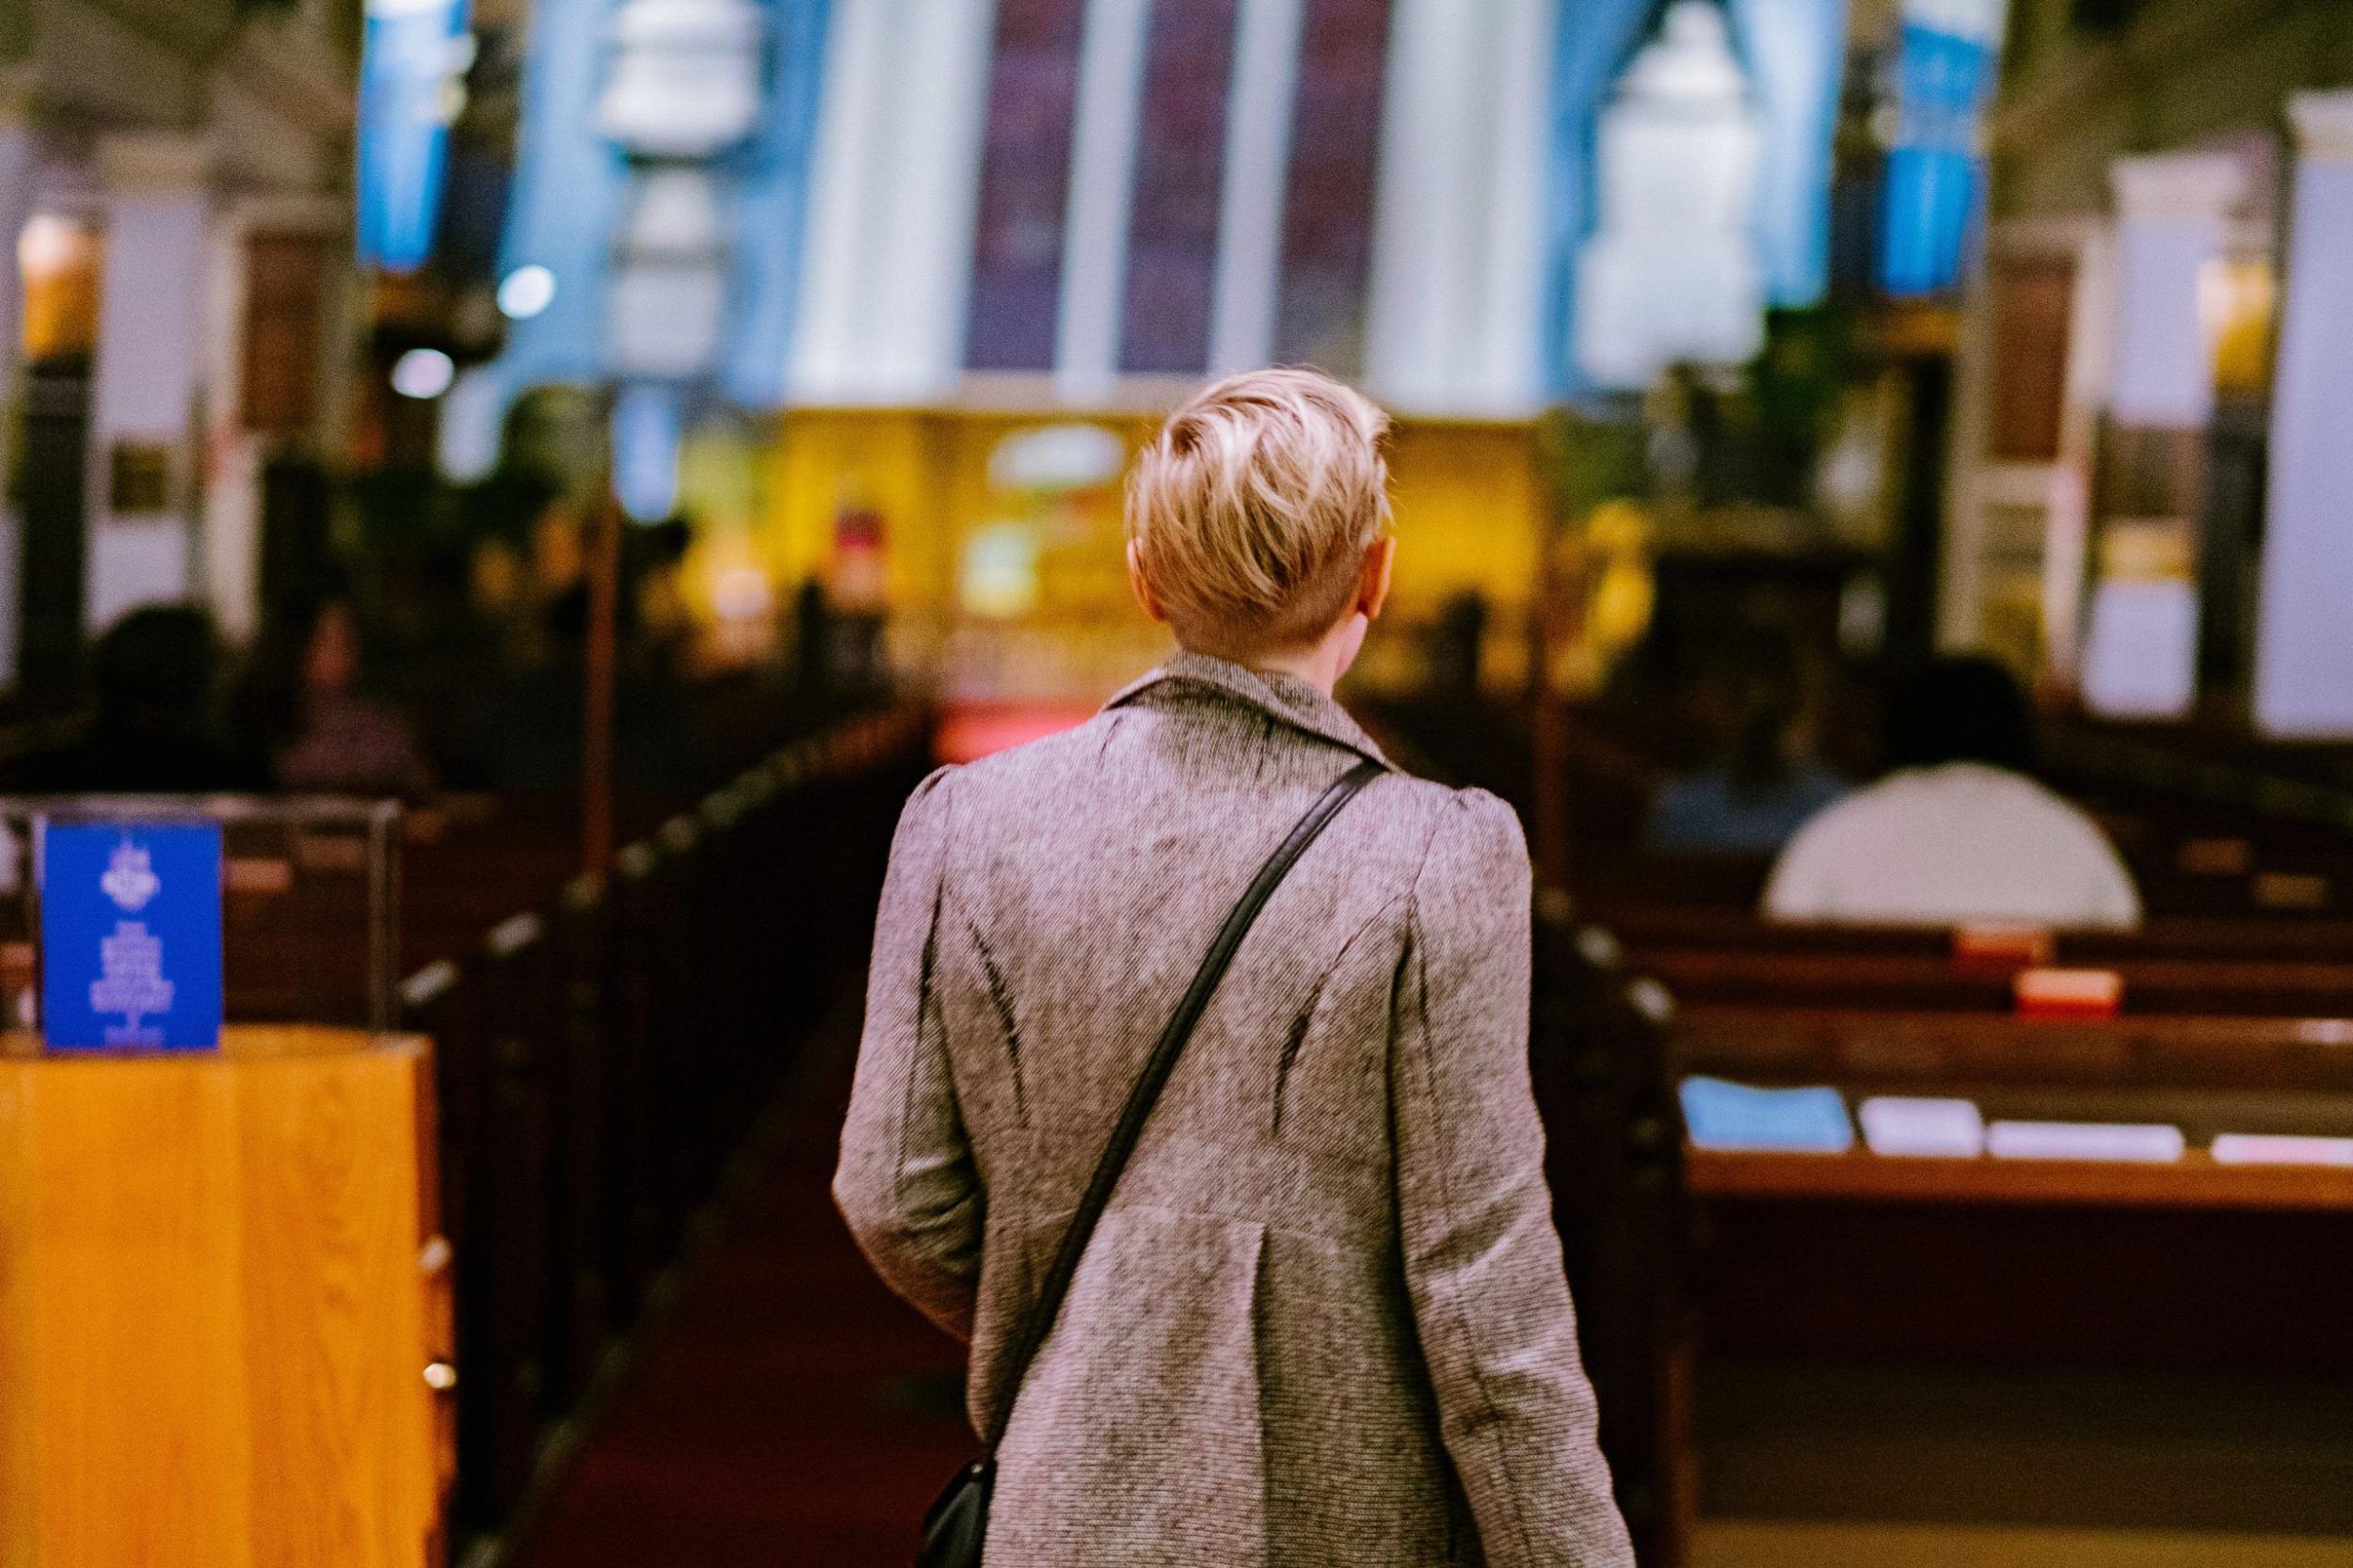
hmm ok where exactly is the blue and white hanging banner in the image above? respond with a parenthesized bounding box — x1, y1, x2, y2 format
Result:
(486, 0, 831, 419)
(40, 823, 224, 1052)
(357, 0, 474, 273)
(1879, 0, 2005, 296)
(472, 0, 629, 427)
(722, 0, 834, 410)
(1543, 0, 1671, 401)
(1547, 0, 1850, 397)
(1729, 0, 1850, 310)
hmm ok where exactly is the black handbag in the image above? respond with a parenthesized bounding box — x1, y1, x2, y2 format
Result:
(915, 759, 1384, 1568)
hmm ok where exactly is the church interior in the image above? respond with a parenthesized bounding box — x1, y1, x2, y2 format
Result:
(3, 0, 2352, 1564)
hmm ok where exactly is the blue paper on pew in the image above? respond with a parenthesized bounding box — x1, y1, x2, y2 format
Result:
(1680, 1076, 1855, 1153)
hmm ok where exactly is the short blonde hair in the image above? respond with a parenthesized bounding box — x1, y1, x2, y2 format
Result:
(1126, 367, 1391, 657)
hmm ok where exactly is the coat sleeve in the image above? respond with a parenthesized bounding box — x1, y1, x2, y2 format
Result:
(1392, 790, 1635, 1568)
(834, 765, 985, 1341)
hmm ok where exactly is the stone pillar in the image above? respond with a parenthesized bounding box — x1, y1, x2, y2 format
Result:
(2076, 151, 2245, 718)
(2042, 224, 2118, 685)
(85, 133, 212, 634)
(200, 201, 257, 644)
(1205, 0, 1305, 376)
(1053, 0, 1153, 404)
(789, 0, 997, 403)
(2253, 92, 2353, 736)
(2107, 152, 2242, 428)
(0, 93, 30, 442)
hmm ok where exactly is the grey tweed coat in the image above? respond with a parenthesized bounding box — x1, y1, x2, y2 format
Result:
(836, 652, 1633, 1568)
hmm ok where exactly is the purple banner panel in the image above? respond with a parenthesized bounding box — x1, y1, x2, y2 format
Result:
(1120, 0, 1240, 375)
(1273, 0, 1391, 376)
(966, 0, 1090, 373)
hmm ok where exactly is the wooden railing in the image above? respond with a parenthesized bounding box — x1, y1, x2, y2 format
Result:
(399, 706, 934, 1548)
(1530, 892, 1694, 1567)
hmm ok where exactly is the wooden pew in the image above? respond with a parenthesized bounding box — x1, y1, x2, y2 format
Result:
(1395, 690, 2353, 1517)
(1640, 946, 2353, 1016)
(1667, 999, 2353, 1377)
(1593, 902, 2353, 962)
(1531, 895, 1693, 1567)
(392, 703, 935, 1547)
(1674, 1003, 2353, 1093)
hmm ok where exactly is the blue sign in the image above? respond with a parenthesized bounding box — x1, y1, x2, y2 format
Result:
(40, 823, 224, 1052)
(1879, 8, 2001, 296)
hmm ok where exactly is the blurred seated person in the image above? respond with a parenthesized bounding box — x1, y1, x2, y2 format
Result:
(465, 584, 708, 792)
(235, 595, 430, 797)
(1646, 632, 1847, 854)
(10, 605, 266, 793)
(1763, 655, 2140, 929)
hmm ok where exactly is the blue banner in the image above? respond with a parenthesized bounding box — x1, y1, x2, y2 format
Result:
(487, 0, 833, 413)
(357, 0, 473, 273)
(493, 0, 629, 389)
(722, 0, 835, 409)
(1543, 0, 1670, 401)
(1878, 11, 1999, 296)
(40, 823, 224, 1052)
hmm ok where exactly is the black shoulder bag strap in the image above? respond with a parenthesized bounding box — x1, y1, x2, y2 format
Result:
(917, 758, 1385, 1568)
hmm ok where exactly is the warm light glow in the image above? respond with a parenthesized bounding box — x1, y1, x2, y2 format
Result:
(2199, 257, 2277, 395)
(18, 216, 104, 360)
(711, 563, 773, 624)
(687, 532, 779, 668)
(960, 522, 1043, 619)
(391, 347, 457, 399)
(497, 264, 557, 320)
(19, 215, 86, 283)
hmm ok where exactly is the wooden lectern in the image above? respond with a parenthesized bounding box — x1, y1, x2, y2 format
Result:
(0, 1028, 449, 1568)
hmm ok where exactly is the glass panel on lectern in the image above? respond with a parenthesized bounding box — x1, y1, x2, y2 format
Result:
(0, 796, 401, 1048)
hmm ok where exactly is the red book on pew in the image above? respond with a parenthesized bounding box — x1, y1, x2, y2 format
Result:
(2013, 967, 2123, 1018)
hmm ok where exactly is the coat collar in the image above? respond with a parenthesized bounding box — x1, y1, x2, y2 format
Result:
(1106, 650, 1392, 767)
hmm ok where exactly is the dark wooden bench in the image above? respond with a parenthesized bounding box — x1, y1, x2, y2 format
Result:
(393, 705, 934, 1542)
(1641, 946, 2353, 1017)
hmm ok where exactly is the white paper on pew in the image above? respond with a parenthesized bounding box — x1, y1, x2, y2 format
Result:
(1859, 1096, 1987, 1158)
(2210, 1134, 2353, 1167)
(1986, 1121, 2185, 1163)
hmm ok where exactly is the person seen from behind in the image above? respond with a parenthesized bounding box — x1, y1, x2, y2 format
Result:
(9, 605, 265, 793)
(1762, 653, 2140, 929)
(836, 368, 1632, 1566)
(234, 594, 431, 797)
(1646, 628, 1847, 854)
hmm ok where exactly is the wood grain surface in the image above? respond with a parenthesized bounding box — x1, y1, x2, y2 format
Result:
(1687, 1145, 2353, 1211)
(0, 1029, 440, 1568)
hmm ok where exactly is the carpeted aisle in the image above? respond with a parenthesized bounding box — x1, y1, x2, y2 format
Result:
(507, 1038, 970, 1568)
